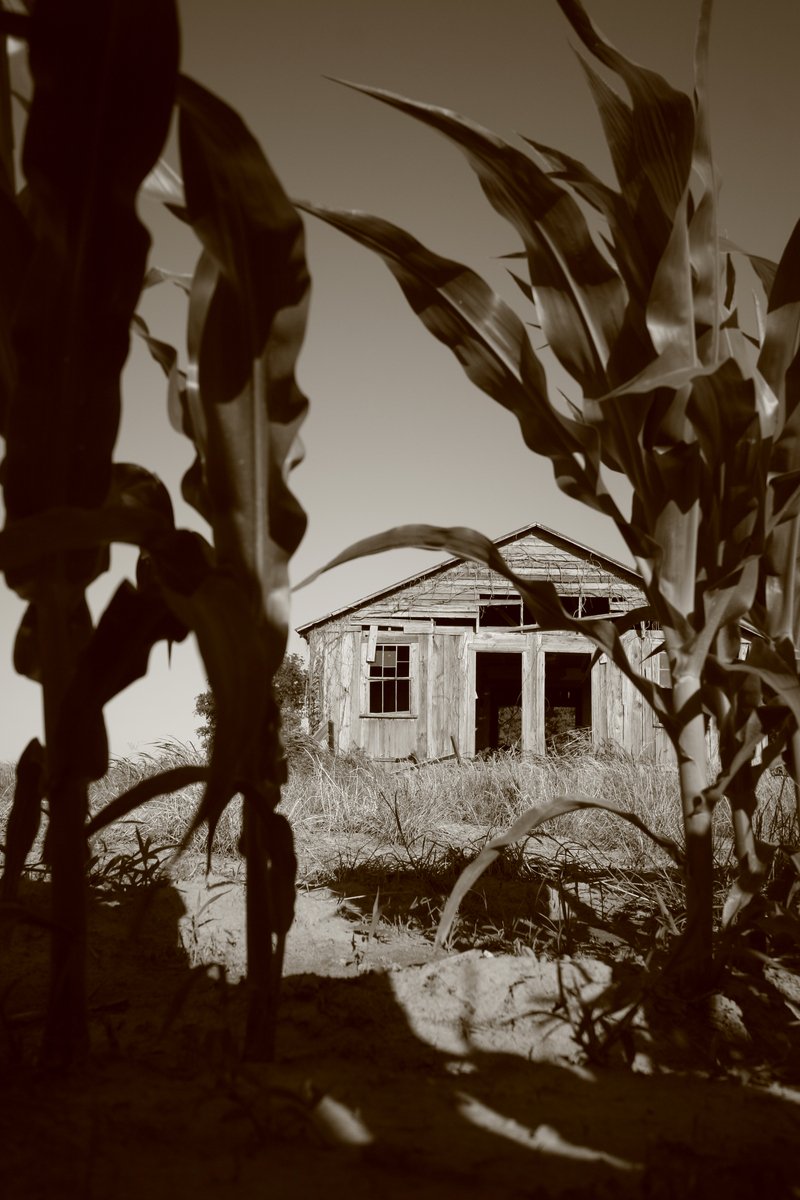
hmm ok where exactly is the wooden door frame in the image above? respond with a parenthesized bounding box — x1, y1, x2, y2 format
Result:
(465, 639, 531, 757)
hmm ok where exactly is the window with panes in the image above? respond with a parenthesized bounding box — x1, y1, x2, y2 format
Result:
(367, 644, 412, 714)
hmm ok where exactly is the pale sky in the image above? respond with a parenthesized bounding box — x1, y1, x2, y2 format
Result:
(1, 0, 799, 761)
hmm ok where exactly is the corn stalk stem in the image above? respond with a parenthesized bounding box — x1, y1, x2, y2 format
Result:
(0, 2, 15, 195)
(673, 675, 715, 986)
(242, 795, 280, 1061)
(727, 766, 763, 875)
(38, 590, 89, 1066)
(785, 726, 800, 848)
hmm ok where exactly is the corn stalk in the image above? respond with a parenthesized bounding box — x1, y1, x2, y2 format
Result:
(301, 0, 800, 987)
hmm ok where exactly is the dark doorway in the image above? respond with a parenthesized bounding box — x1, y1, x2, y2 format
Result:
(545, 652, 592, 751)
(475, 652, 523, 753)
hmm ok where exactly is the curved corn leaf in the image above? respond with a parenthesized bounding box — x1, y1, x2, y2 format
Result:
(3, 0, 178, 594)
(720, 237, 777, 300)
(297, 203, 536, 406)
(0, 738, 45, 901)
(143, 265, 192, 295)
(152, 548, 275, 859)
(51, 575, 189, 783)
(13, 602, 40, 682)
(0, 14, 19, 197)
(688, 0, 721, 361)
(299, 201, 627, 526)
(0, 190, 33, 434)
(523, 133, 650, 310)
(131, 313, 187, 436)
(176, 75, 309, 649)
(682, 557, 759, 674)
(157, 77, 311, 888)
(575, 56, 635, 207)
(720, 859, 774, 930)
(759, 219, 800, 419)
(0, 503, 173, 571)
(435, 793, 684, 949)
(140, 156, 184, 207)
(720, 641, 800, 730)
(646, 186, 695, 360)
(86, 765, 209, 838)
(331, 77, 626, 396)
(558, 0, 694, 222)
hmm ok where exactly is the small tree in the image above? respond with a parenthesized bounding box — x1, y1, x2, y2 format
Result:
(195, 653, 308, 749)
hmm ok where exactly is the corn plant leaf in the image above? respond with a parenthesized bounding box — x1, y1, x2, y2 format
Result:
(602, 342, 711, 399)
(575, 56, 635, 208)
(131, 313, 186, 435)
(720, 237, 777, 300)
(721, 845, 777, 929)
(0, 738, 45, 901)
(13, 602, 40, 682)
(51, 575, 189, 783)
(150, 77, 311, 861)
(687, 0, 720, 359)
(331, 78, 626, 396)
(759, 219, 800, 419)
(175, 75, 309, 648)
(86, 765, 209, 838)
(436, 794, 684, 949)
(0, 503, 173, 572)
(558, 0, 694, 223)
(153, 555, 275, 859)
(718, 641, 800, 730)
(299, 201, 627, 525)
(140, 156, 185, 207)
(523, 134, 649, 308)
(297, 522, 674, 730)
(297, 204, 535, 408)
(0, 190, 33, 435)
(646, 187, 695, 360)
(691, 558, 759, 661)
(143, 265, 192, 295)
(2, 0, 178, 594)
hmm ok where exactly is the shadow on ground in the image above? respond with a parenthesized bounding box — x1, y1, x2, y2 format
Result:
(2, 874, 800, 1200)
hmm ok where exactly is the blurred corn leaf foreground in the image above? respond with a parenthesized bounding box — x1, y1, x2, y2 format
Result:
(0, 5, 309, 1066)
(0, 0, 179, 1065)
(145, 74, 310, 1060)
(303, 0, 800, 989)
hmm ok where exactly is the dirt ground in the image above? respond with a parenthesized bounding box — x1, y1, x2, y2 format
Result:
(3, 856, 800, 1200)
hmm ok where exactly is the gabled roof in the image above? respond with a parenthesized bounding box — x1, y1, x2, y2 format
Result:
(296, 522, 641, 638)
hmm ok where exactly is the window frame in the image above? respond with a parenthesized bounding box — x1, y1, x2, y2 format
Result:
(652, 646, 672, 728)
(361, 636, 418, 719)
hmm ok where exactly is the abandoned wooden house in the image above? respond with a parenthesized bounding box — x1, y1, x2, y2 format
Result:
(297, 524, 672, 763)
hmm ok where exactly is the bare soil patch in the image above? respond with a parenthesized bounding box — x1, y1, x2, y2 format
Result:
(3, 843, 800, 1199)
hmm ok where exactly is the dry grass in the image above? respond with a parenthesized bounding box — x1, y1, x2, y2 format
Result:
(2, 735, 798, 963)
(2, 734, 796, 894)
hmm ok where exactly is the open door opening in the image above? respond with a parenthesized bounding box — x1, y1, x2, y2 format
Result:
(475, 652, 522, 754)
(545, 651, 592, 752)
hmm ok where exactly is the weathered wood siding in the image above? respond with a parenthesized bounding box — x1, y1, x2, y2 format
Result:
(428, 632, 470, 759)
